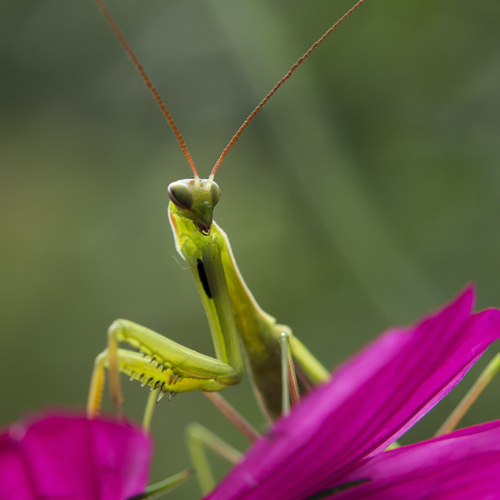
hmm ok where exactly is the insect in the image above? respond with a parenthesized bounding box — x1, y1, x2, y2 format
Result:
(87, 0, 366, 427)
(85, 0, 364, 492)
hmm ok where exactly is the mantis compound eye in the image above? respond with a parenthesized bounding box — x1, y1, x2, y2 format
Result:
(210, 181, 221, 208)
(168, 181, 193, 210)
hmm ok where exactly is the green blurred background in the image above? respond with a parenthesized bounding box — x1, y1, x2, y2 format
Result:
(1, 0, 500, 497)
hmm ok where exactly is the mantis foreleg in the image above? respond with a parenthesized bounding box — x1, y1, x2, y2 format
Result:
(87, 318, 242, 417)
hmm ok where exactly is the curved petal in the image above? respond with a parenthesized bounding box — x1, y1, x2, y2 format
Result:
(330, 419, 500, 500)
(0, 411, 152, 500)
(206, 286, 500, 500)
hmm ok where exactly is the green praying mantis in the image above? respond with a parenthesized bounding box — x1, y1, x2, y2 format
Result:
(87, 0, 366, 424)
(86, 0, 365, 494)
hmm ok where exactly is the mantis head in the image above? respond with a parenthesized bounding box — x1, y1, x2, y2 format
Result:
(168, 178, 221, 235)
(93, 0, 366, 236)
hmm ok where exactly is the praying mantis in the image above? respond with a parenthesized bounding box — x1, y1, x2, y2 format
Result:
(86, 0, 368, 425)
(85, 0, 364, 494)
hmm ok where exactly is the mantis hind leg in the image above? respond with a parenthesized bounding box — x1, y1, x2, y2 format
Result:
(187, 333, 305, 494)
(87, 319, 242, 418)
(288, 332, 330, 385)
(186, 422, 242, 495)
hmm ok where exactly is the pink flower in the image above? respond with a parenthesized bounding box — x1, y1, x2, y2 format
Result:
(0, 411, 151, 500)
(331, 420, 500, 499)
(205, 286, 500, 500)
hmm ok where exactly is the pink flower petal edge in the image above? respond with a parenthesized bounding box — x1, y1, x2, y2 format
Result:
(0, 411, 152, 500)
(334, 420, 500, 500)
(205, 285, 500, 500)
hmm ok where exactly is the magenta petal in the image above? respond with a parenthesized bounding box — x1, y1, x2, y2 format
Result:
(332, 420, 500, 500)
(206, 286, 500, 500)
(0, 411, 152, 500)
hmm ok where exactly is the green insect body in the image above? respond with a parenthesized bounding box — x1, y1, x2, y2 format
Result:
(87, 2, 366, 493)
(168, 178, 329, 419)
(88, 177, 329, 422)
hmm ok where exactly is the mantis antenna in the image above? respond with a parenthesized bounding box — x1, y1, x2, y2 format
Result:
(93, 0, 199, 179)
(93, 0, 367, 179)
(210, 0, 367, 178)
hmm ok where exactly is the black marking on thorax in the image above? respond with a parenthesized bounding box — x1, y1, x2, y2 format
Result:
(197, 258, 212, 299)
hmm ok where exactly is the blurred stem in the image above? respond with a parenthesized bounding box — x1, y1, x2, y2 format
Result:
(435, 353, 500, 436)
